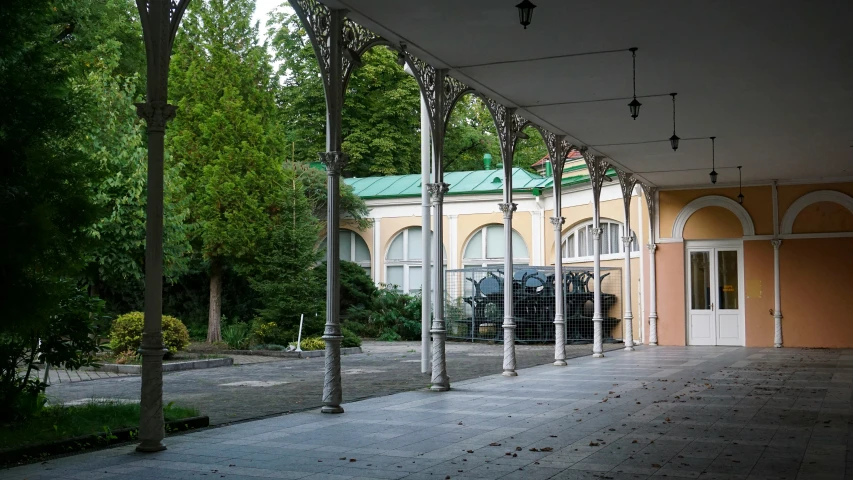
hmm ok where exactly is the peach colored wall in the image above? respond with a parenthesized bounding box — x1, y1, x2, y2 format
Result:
(743, 240, 775, 347)
(456, 212, 533, 266)
(659, 186, 773, 237)
(682, 206, 744, 240)
(793, 202, 853, 234)
(780, 238, 853, 348)
(777, 182, 853, 218)
(655, 242, 686, 345)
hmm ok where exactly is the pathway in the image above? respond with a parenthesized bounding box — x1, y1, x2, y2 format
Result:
(6, 346, 853, 479)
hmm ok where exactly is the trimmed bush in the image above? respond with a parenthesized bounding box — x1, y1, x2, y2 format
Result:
(109, 312, 190, 357)
(299, 336, 325, 351)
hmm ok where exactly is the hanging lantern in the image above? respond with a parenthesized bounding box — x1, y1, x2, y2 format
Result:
(516, 0, 536, 29)
(628, 48, 641, 119)
(669, 93, 679, 150)
(737, 166, 745, 204)
(709, 136, 718, 184)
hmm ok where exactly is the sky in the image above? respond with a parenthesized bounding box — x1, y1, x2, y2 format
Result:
(252, 0, 287, 41)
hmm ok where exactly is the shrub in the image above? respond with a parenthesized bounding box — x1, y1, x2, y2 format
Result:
(299, 336, 325, 351)
(109, 312, 190, 357)
(341, 327, 362, 348)
(250, 319, 285, 345)
(222, 323, 250, 349)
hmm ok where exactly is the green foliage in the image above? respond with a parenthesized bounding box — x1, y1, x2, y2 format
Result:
(250, 167, 324, 331)
(221, 323, 251, 350)
(341, 327, 362, 348)
(109, 312, 190, 356)
(0, 400, 198, 450)
(0, 0, 102, 337)
(250, 320, 286, 346)
(298, 337, 326, 351)
(270, 13, 421, 177)
(0, 284, 106, 423)
(289, 162, 372, 230)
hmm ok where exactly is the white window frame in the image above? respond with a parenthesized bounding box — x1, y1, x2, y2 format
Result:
(561, 219, 640, 263)
(462, 224, 530, 268)
(385, 227, 445, 293)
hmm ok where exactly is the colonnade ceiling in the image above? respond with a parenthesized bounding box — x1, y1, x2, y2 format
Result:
(323, 0, 853, 188)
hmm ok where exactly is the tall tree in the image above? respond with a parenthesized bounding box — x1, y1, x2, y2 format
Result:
(250, 166, 324, 331)
(270, 11, 421, 177)
(169, 0, 284, 342)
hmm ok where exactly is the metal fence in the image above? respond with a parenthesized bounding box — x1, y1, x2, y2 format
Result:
(445, 265, 622, 344)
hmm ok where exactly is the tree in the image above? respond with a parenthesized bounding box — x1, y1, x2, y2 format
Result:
(250, 167, 324, 333)
(169, 0, 285, 342)
(270, 11, 421, 177)
(0, 0, 102, 336)
(74, 42, 192, 307)
(287, 162, 372, 231)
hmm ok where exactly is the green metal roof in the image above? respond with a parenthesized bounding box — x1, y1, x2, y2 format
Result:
(344, 167, 614, 200)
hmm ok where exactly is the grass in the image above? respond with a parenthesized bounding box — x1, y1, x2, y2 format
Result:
(0, 400, 199, 451)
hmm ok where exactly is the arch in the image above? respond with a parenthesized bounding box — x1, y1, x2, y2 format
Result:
(319, 229, 371, 272)
(560, 218, 639, 260)
(672, 195, 755, 239)
(462, 224, 529, 266)
(780, 190, 853, 234)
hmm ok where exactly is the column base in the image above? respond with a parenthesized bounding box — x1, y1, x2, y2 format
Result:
(649, 342, 658, 346)
(592, 353, 604, 358)
(322, 405, 345, 414)
(136, 441, 167, 453)
(502, 370, 518, 377)
(774, 344, 783, 348)
(430, 384, 450, 392)
(624, 346, 635, 352)
(553, 360, 567, 366)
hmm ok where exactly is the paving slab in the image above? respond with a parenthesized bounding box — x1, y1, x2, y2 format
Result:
(7, 346, 853, 480)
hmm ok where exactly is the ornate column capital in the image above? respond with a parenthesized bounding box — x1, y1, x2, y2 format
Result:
(498, 202, 518, 218)
(550, 216, 565, 226)
(771, 239, 782, 249)
(427, 182, 450, 203)
(590, 227, 603, 240)
(135, 102, 176, 133)
(622, 235, 634, 248)
(319, 151, 349, 176)
(647, 243, 657, 253)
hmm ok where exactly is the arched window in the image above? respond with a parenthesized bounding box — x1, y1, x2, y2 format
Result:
(561, 220, 639, 261)
(319, 230, 371, 274)
(385, 227, 445, 293)
(463, 224, 529, 267)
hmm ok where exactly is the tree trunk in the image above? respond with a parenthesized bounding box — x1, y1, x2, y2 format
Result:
(207, 261, 223, 343)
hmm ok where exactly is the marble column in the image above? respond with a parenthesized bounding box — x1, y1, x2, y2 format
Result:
(772, 239, 783, 347)
(648, 243, 659, 346)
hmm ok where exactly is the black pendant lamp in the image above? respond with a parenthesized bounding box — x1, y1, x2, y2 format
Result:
(628, 47, 641, 119)
(669, 93, 680, 151)
(737, 166, 744, 204)
(516, 0, 536, 29)
(709, 136, 718, 184)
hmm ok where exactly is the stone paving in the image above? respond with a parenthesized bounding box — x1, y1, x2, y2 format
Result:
(6, 346, 853, 480)
(41, 341, 623, 424)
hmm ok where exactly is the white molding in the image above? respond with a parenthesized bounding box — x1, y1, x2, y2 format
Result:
(372, 218, 381, 283)
(657, 176, 853, 191)
(656, 237, 683, 244)
(772, 180, 779, 236)
(449, 215, 459, 270)
(684, 240, 746, 347)
(780, 232, 853, 240)
(779, 190, 853, 235)
(671, 195, 756, 239)
(743, 235, 774, 241)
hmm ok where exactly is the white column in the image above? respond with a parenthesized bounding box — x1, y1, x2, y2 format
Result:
(772, 239, 783, 347)
(622, 235, 634, 351)
(636, 193, 645, 345)
(372, 218, 381, 284)
(551, 216, 567, 365)
(420, 92, 432, 374)
(648, 243, 659, 345)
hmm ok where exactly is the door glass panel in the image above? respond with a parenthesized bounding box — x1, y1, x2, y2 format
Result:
(465, 231, 482, 259)
(717, 250, 739, 309)
(339, 232, 352, 261)
(486, 226, 504, 258)
(386, 266, 404, 290)
(408, 266, 422, 293)
(690, 251, 711, 310)
(407, 227, 422, 261)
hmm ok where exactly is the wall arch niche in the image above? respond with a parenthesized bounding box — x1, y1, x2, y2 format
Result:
(319, 230, 371, 274)
(672, 195, 755, 239)
(780, 190, 853, 235)
(462, 224, 529, 267)
(385, 226, 446, 293)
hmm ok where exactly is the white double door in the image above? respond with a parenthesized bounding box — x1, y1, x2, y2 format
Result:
(686, 242, 745, 346)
